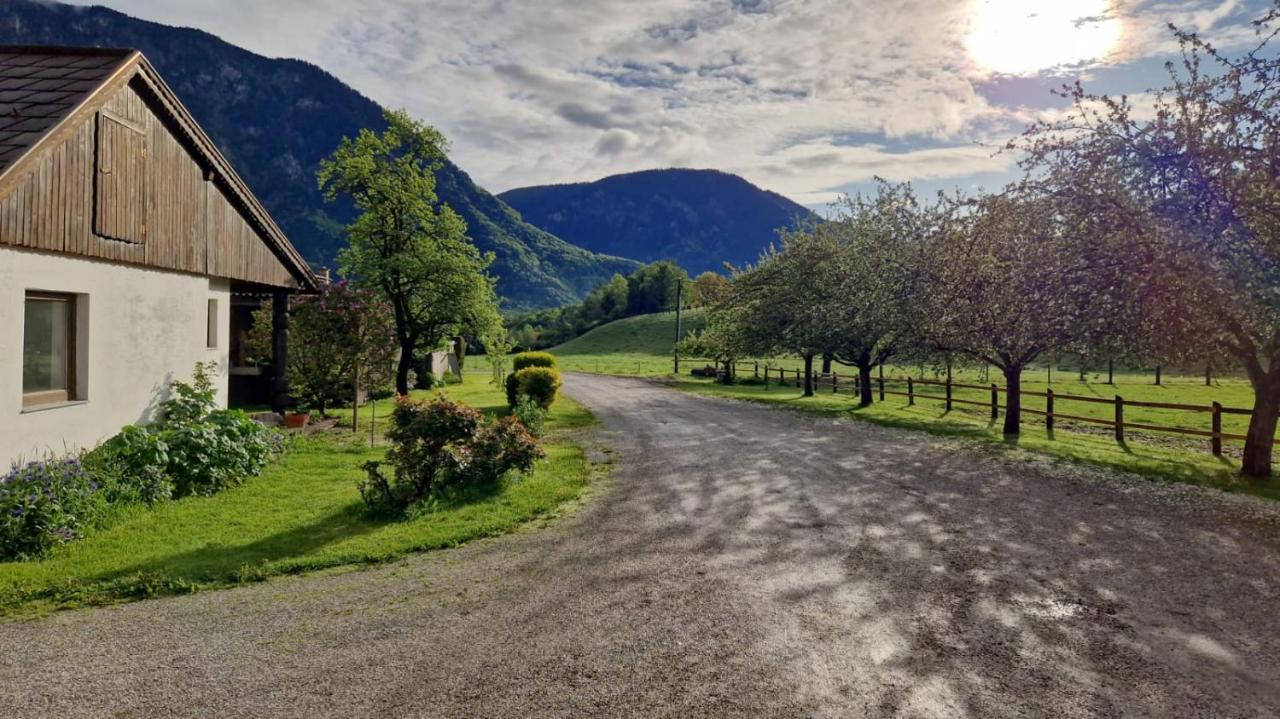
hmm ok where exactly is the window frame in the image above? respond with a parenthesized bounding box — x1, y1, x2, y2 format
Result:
(206, 298, 219, 349)
(22, 291, 77, 409)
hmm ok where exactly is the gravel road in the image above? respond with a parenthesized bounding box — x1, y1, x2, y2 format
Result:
(3, 372, 1280, 718)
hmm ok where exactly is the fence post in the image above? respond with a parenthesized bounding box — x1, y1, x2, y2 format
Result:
(878, 373, 885, 401)
(1107, 358, 1114, 385)
(795, 368, 801, 388)
(1155, 365, 1162, 386)
(1046, 388, 1055, 432)
(907, 377, 914, 406)
(832, 372, 839, 394)
(1114, 395, 1125, 442)
(945, 377, 953, 412)
(1205, 364, 1211, 387)
(990, 384, 999, 420)
(1212, 401, 1223, 456)
(754, 361, 760, 378)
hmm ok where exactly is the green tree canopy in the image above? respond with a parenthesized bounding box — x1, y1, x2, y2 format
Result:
(319, 108, 501, 394)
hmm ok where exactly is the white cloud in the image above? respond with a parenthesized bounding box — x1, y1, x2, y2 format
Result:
(65, 0, 1274, 201)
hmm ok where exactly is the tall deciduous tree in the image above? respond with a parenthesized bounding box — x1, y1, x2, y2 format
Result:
(319, 109, 501, 395)
(824, 182, 930, 406)
(1017, 7, 1280, 476)
(919, 188, 1131, 435)
(726, 231, 843, 396)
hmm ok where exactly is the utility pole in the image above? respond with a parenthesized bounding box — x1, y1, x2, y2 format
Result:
(673, 280, 683, 375)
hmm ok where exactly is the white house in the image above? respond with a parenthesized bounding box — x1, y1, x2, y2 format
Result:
(0, 46, 316, 467)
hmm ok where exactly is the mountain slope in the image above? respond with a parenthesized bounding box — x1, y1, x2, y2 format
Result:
(500, 168, 817, 274)
(0, 0, 637, 308)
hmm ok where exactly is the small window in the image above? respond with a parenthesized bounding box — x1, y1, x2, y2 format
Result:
(206, 298, 219, 349)
(23, 292, 76, 408)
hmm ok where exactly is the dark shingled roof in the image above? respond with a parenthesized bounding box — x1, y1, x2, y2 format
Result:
(0, 46, 132, 174)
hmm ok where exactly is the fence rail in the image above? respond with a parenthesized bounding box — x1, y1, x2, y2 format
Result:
(718, 364, 1262, 458)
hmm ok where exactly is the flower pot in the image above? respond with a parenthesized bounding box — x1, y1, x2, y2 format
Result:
(283, 412, 311, 429)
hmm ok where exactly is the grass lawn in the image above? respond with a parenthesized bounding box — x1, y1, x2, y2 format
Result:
(545, 310, 1276, 492)
(677, 377, 1280, 501)
(0, 374, 602, 618)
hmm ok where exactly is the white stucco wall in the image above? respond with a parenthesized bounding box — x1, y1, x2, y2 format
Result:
(0, 245, 230, 468)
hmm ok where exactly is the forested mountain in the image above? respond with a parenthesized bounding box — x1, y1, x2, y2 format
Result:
(500, 168, 817, 274)
(0, 0, 638, 308)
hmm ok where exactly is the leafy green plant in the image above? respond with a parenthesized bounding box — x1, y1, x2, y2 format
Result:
(89, 426, 173, 505)
(511, 366, 562, 409)
(511, 395, 549, 437)
(0, 456, 105, 561)
(94, 363, 280, 501)
(358, 395, 543, 515)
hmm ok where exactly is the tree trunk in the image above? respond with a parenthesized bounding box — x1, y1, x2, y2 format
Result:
(1241, 378, 1278, 478)
(803, 353, 815, 397)
(395, 339, 415, 396)
(822, 354, 833, 374)
(858, 362, 874, 407)
(1003, 365, 1023, 436)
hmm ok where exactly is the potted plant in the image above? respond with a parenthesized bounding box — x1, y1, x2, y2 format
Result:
(283, 411, 311, 429)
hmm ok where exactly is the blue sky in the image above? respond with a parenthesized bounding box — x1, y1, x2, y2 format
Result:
(71, 0, 1276, 208)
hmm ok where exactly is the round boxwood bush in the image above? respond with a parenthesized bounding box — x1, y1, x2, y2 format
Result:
(512, 366, 562, 409)
(512, 351, 557, 372)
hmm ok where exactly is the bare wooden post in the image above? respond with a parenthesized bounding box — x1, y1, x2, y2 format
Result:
(1046, 388, 1055, 431)
(1205, 363, 1211, 387)
(754, 361, 760, 378)
(907, 377, 914, 405)
(1107, 358, 1114, 385)
(1212, 401, 1223, 456)
(990, 384, 999, 420)
(832, 372, 839, 394)
(1155, 365, 1162, 386)
(795, 368, 801, 388)
(1114, 395, 1125, 442)
(271, 290, 291, 414)
(945, 377, 953, 412)
(878, 372, 885, 401)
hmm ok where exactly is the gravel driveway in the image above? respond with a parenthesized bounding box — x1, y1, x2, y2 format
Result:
(3, 372, 1280, 717)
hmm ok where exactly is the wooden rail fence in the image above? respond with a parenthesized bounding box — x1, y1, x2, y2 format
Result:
(734, 364, 1259, 458)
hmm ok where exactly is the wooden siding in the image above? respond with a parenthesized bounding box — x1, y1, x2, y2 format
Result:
(0, 75, 298, 288)
(94, 109, 148, 243)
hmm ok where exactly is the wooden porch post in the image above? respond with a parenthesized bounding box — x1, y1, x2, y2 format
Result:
(271, 290, 291, 414)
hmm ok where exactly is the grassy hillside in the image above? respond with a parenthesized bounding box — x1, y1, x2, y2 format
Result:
(550, 310, 707, 374)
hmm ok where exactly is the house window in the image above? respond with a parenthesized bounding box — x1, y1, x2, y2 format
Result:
(23, 292, 76, 408)
(207, 298, 219, 349)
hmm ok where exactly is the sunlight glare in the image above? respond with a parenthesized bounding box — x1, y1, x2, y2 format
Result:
(965, 0, 1123, 75)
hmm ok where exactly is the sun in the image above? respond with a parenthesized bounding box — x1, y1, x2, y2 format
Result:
(965, 0, 1123, 75)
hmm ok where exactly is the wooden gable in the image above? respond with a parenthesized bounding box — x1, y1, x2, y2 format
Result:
(0, 48, 314, 291)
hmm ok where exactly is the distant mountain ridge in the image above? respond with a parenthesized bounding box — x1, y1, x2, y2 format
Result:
(500, 168, 817, 275)
(0, 0, 638, 308)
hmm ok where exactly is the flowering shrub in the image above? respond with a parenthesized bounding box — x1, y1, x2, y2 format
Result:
(0, 457, 105, 561)
(359, 395, 544, 515)
(246, 282, 398, 415)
